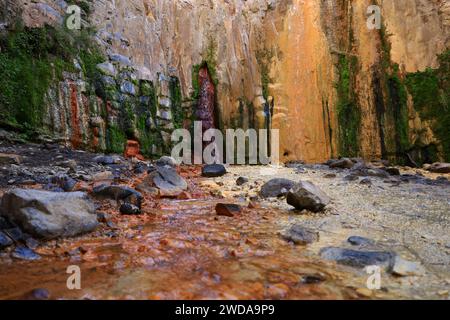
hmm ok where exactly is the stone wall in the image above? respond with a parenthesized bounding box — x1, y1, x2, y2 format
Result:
(1, 0, 449, 163)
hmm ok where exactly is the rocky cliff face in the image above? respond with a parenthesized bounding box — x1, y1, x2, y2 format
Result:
(0, 0, 449, 164)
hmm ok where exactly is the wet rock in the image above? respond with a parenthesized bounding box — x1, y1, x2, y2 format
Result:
(286, 181, 330, 212)
(385, 167, 401, 176)
(391, 256, 425, 276)
(25, 288, 50, 300)
(215, 203, 242, 217)
(155, 156, 177, 168)
(120, 203, 141, 215)
(281, 224, 319, 245)
(320, 247, 395, 268)
(329, 158, 354, 169)
(11, 246, 41, 261)
(428, 163, 450, 174)
(0, 231, 13, 249)
(202, 164, 227, 177)
(348, 236, 375, 246)
(1, 189, 98, 239)
(92, 185, 143, 207)
(0, 153, 23, 165)
(236, 176, 249, 186)
(145, 166, 188, 197)
(260, 178, 295, 198)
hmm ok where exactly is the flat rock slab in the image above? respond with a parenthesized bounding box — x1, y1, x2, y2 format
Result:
(287, 181, 330, 212)
(260, 178, 295, 198)
(281, 224, 319, 245)
(1, 189, 98, 239)
(320, 247, 395, 269)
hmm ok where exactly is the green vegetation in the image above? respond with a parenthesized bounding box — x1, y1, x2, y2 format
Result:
(405, 50, 450, 160)
(106, 124, 126, 154)
(256, 48, 274, 100)
(0, 21, 104, 136)
(335, 54, 360, 157)
(170, 77, 184, 129)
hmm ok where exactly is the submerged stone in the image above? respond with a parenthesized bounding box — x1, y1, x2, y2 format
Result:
(281, 224, 319, 245)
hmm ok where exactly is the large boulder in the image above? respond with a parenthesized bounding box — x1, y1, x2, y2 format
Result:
(0, 189, 98, 239)
(260, 178, 295, 198)
(286, 181, 330, 212)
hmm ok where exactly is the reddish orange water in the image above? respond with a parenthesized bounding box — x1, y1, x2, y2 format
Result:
(0, 168, 359, 300)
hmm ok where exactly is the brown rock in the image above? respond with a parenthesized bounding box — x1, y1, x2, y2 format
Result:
(215, 203, 242, 217)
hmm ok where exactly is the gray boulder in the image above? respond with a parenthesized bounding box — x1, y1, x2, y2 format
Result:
(0, 189, 98, 239)
(146, 166, 188, 197)
(286, 181, 330, 212)
(260, 178, 295, 198)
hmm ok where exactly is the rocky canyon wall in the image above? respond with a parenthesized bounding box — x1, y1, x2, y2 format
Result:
(0, 0, 448, 164)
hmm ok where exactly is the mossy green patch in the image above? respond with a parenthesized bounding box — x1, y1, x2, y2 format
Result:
(405, 50, 450, 161)
(0, 21, 105, 136)
(335, 54, 360, 157)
